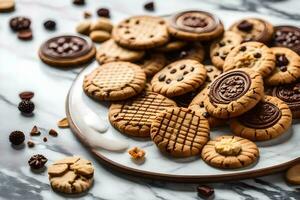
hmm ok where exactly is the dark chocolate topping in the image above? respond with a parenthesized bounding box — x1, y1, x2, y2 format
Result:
(41, 35, 92, 59)
(273, 26, 300, 55)
(170, 10, 220, 34)
(239, 102, 281, 129)
(209, 70, 250, 104)
(272, 83, 300, 111)
(237, 20, 253, 32)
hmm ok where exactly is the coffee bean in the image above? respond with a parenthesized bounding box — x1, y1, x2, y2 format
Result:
(144, 1, 155, 11)
(44, 20, 56, 31)
(9, 16, 31, 31)
(170, 69, 177, 74)
(177, 76, 184, 81)
(190, 67, 194, 72)
(237, 20, 253, 32)
(158, 74, 166, 82)
(166, 79, 172, 84)
(254, 52, 261, 58)
(239, 46, 246, 51)
(197, 185, 214, 198)
(97, 8, 110, 18)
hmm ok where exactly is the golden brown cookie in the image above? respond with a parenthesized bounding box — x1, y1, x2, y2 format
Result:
(286, 163, 300, 185)
(210, 31, 243, 70)
(83, 62, 146, 101)
(223, 42, 275, 77)
(113, 16, 169, 50)
(151, 107, 210, 157)
(167, 10, 224, 41)
(265, 47, 300, 86)
(39, 35, 96, 67)
(166, 43, 205, 63)
(136, 53, 167, 77)
(201, 135, 259, 169)
(230, 95, 292, 141)
(151, 59, 207, 97)
(109, 91, 177, 137)
(229, 18, 274, 44)
(0, 0, 14, 12)
(48, 156, 94, 194)
(204, 68, 264, 119)
(96, 39, 145, 64)
(155, 39, 187, 52)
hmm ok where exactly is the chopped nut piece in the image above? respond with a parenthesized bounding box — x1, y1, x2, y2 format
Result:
(30, 125, 40, 136)
(128, 147, 145, 159)
(57, 117, 69, 128)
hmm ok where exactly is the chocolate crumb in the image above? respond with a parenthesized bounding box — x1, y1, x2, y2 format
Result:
(97, 8, 110, 18)
(197, 185, 214, 198)
(43, 137, 47, 142)
(43, 20, 56, 31)
(49, 129, 58, 137)
(73, 0, 85, 6)
(30, 126, 40, 136)
(144, 2, 155, 11)
(27, 141, 35, 148)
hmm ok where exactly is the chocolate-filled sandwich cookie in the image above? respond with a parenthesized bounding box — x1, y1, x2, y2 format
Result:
(39, 35, 96, 67)
(272, 26, 300, 55)
(168, 10, 224, 41)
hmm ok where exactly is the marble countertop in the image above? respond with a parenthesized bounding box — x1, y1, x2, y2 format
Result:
(0, 0, 300, 199)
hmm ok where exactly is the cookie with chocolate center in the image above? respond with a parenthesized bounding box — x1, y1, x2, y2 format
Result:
(272, 26, 300, 55)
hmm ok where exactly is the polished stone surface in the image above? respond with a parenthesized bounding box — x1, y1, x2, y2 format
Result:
(0, 0, 300, 199)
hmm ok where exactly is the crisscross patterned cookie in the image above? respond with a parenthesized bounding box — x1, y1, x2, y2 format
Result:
(109, 91, 177, 137)
(113, 16, 169, 50)
(151, 107, 210, 157)
(83, 62, 146, 101)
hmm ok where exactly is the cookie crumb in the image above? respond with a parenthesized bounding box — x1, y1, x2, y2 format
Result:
(27, 140, 35, 148)
(57, 117, 69, 128)
(128, 147, 145, 160)
(49, 129, 58, 137)
(197, 185, 214, 198)
(30, 125, 40, 136)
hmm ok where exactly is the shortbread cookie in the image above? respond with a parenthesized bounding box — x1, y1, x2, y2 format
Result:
(210, 31, 243, 69)
(109, 91, 177, 137)
(168, 10, 224, 41)
(151, 59, 207, 97)
(113, 16, 169, 50)
(151, 107, 210, 157)
(96, 39, 144, 64)
(39, 35, 96, 67)
(136, 53, 167, 77)
(223, 42, 275, 77)
(166, 43, 205, 63)
(230, 96, 292, 141)
(48, 156, 94, 194)
(155, 39, 187, 52)
(286, 163, 300, 185)
(204, 68, 264, 119)
(265, 47, 300, 85)
(201, 135, 259, 169)
(229, 18, 274, 43)
(0, 0, 14, 12)
(272, 26, 300, 55)
(83, 62, 146, 101)
(270, 82, 300, 118)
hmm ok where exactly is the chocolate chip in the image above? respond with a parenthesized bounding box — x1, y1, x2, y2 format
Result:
(43, 20, 56, 31)
(17, 29, 33, 40)
(73, 0, 85, 5)
(180, 65, 186, 70)
(166, 79, 172, 84)
(237, 20, 253, 32)
(30, 125, 40, 136)
(97, 8, 110, 18)
(158, 74, 166, 82)
(279, 66, 287, 72)
(239, 46, 246, 51)
(219, 41, 225, 47)
(183, 71, 189, 75)
(202, 112, 210, 118)
(9, 17, 31, 31)
(49, 129, 58, 137)
(199, 102, 204, 108)
(27, 141, 35, 148)
(214, 52, 219, 56)
(19, 91, 34, 100)
(190, 67, 194, 72)
(177, 76, 184, 81)
(254, 52, 261, 58)
(144, 2, 155, 11)
(170, 69, 177, 74)
(197, 185, 214, 199)
(43, 137, 47, 142)
(276, 54, 289, 67)
(220, 54, 227, 60)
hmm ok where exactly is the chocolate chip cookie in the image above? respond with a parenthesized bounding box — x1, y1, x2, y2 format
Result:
(151, 107, 210, 157)
(229, 18, 274, 43)
(151, 59, 207, 97)
(230, 95, 292, 141)
(201, 135, 259, 169)
(223, 42, 275, 77)
(265, 47, 300, 85)
(109, 91, 177, 137)
(168, 10, 224, 41)
(272, 26, 300, 55)
(96, 39, 145, 64)
(136, 53, 167, 77)
(83, 62, 146, 101)
(39, 35, 96, 67)
(210, 31, 243, 70)
(166, 42, 205, 63)
(155, 39, 187, 52)
(204, 68, 264, 119)
(113, 16, 169, 50)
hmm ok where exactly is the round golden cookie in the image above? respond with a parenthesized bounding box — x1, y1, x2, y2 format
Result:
(96, 39, 145, 64)
(265, 47, 300, 86)
(109, 91, 177, 137)
(201, 135, 259, 169)
(229, 18, 274, 44)
(210, 31, 243, 70)
(151, 59, 207, 98)
(155, 39, 187, 52)
(48, 156, 94, 194)
(151, 107, 210, 157)
(205, 65, 222, 83)
(112, 16, 169, 50)
(286, 163, 300, 185)
(204, 68, 264, 119)
(166, 43, 205, 63)
(223, 42, 275, 77)
(230, 95, 292, 141)
(0, 0, 14, 12)
(83, 62, 146, 101)
(136, 53, 167, 77)
(167, 10, 224, 41)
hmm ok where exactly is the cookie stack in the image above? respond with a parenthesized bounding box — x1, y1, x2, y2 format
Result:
(81, 10, 300, 170)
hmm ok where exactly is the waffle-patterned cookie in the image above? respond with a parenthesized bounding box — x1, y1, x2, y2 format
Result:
(136, 53, 167, 77)
(113, 16, 169, 50)
(96, 39, 145, 64)
(201, 135, 259, 169)
(83, 62, 146, 101)
(109, 91, 177, 137)
(151, 107, 210, 157)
